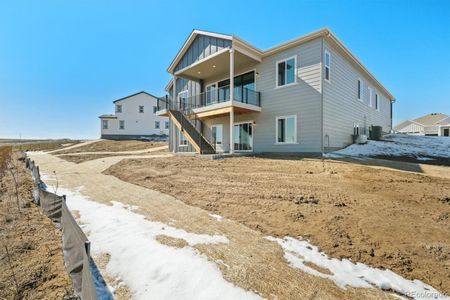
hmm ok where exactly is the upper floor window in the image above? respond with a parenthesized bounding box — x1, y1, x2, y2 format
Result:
(139, 105, 144, 113)
(119, 120, 125, 130)
(116, 104, 122, 113)
(368, 87, 373, 107)
(276, 115, 297, 144)
(324, 50, 331, 81)
(375, 93, 379, 111)
(357, 79, 363, 101)
(155, 121, 160, 129)
(276, 56, 296, 87)
(165, 121, 169, 129)
(153, 106, 157, 114)
(102, 120, 108, 130)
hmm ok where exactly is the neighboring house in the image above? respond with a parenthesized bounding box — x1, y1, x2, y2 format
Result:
(394, 113, 450, 136)
(156, 28, 395, 154)
(99, 91, 169, 140)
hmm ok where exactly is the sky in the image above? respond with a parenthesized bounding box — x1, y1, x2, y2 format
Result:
(0, 0, 449, 139)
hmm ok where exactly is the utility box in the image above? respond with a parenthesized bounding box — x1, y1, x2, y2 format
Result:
(371, 126, 383, 140)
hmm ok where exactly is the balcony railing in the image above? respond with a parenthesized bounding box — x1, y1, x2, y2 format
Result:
(157, 86, 261, 114)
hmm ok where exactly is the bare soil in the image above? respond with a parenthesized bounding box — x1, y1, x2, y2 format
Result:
(105, 155, 450, 294)
(53, 140, 166, 154)
(0, 150, 74, 299)
(0, 139, 80, 152)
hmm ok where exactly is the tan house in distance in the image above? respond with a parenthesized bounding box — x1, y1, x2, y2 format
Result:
(394, 113, 450, 136)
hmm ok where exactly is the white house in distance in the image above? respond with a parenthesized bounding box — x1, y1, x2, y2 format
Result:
(99, 91, 169, 140)
(394, 113, 450, 136)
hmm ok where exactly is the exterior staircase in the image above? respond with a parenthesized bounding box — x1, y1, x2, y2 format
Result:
(168, 109, 216, 154)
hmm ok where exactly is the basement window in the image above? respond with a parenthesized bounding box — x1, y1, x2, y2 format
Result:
(276, 115, 297, 143)
(179, 131, 188, 146)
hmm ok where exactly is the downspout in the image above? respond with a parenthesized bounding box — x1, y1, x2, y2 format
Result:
(320, 37, 325, 157)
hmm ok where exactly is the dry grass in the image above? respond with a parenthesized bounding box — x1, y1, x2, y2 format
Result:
(53, 140, 166, 154)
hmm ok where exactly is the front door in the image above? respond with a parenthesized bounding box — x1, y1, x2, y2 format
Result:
(211, 124, 223, 152)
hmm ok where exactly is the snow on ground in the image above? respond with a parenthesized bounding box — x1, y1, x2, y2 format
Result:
(209, 213, 223, 222)
(325, 134, 450, 159)
(267, 236, 448, 300)
(49, 184, 263, 300)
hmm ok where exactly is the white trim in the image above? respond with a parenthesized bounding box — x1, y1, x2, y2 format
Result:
(174, 47, 230, 76)
(368, 86, 373, 107)
(275, 115, 298, 144)
(357, 78, 363, 101)
(275, 55, 297, 88)
(233, 121, 254, 152)
(324, 50, 331, 82)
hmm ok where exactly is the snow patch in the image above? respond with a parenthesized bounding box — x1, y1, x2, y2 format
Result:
(325, 134, 450, 159)
(267, 236, 447, 300)
(209, 214, 223, 222)
(49, 185, 261, 300)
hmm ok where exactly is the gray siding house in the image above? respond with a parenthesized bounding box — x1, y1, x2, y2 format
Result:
(157, 28, 395, 154)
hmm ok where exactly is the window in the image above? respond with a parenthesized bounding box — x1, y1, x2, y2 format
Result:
(276, 56, 296, 87)
(368, 87, 373, 107)
(116, 104, 122, 113)
(357, 79, 363, 101)
(179, 131, 188, 146)
(276, 115, 297, 143)
(325, 50, 331, 81)
(153, 106, 157, 113)
(165, 121, 169, 129)
(139, 105, 144, 113)
(375, 94, 379, 111)
(119, 120, 125, 130)
(102, 120, 108, 129)
(155, 121, 160, 129)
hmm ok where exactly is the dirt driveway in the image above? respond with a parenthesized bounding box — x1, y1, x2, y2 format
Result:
(27, 151, 403, 300)
(105, 155, 450, 296)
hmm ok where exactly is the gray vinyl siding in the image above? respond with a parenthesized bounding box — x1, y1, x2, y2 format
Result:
(201, 38, 323, 153)
(322, 39, 392, 149)
(174, 35, 232, 72)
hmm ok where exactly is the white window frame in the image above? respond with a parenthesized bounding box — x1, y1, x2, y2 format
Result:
(119, 120, 125, 130)
(357, 78, 363, 101)
(179, 130, 188, 147)
(275, 115, 298, 144)
(368, 87, 373, 107)
(375, 93, 380, 111)
(324, 50, 331, 82)
(139, 105, 144, 113)
(155, 121, 160, 129)
(102, 120, 108, 130)
(115, 104, 122, 113)
(275, 55, 297, 88)
(165, 121, 169, 129)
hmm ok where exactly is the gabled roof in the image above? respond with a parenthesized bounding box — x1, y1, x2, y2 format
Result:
(167, 28, 395, 101)
(413, 113, 449, 126)
(113, 91, 158, 103)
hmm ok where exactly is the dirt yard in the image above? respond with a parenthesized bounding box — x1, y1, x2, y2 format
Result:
(0, 148, 74, 299)
(0, 139, 80, 152)
(53, 140, 166, 154)
(59, 150, 169, 164)
(105, 155, 450, 295)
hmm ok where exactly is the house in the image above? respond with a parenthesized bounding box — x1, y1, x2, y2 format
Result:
(394, 113, 450, 136)
(99, 91, 169, 140)
(156, 28, 395, 154)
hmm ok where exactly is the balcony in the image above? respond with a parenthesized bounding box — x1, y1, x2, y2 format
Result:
(157, 86, 261, 119)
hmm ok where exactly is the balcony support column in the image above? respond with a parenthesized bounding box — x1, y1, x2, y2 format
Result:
(229, 48, 235, 154)
(172, 75, 177, 153)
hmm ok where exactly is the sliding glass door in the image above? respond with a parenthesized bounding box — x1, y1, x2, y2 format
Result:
(233, 122, 253, 151)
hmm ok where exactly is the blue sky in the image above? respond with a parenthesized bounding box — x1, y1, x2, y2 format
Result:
(1, 0, 449, 139)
